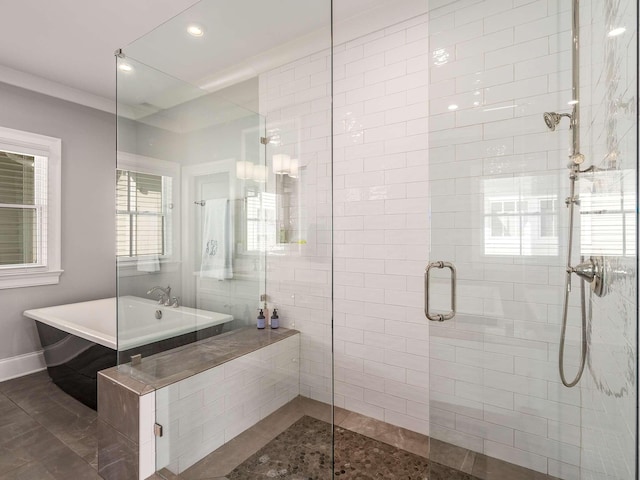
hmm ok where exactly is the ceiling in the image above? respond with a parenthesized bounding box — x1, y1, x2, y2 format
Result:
(0, 0, 202, 101)
(0, 0, 401, 107)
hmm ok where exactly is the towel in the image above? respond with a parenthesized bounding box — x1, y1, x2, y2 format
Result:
(200, 198, 233, 280)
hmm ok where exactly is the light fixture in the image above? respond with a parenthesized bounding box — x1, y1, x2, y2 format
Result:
(272, 154, 291, 175)
(607, 27, 626, 37)
(187, 24, 205, 37)
(237, 161, 267, 182)
(236, 160, 252, 180)
(118, 63, 133, 72)
(289, 159, 300, 178)
(448, 104, 459, 111)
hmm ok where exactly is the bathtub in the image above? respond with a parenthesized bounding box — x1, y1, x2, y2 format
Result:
(24, 296, 234, 409)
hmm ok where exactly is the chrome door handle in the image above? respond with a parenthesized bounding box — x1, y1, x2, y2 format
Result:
(424, 261, 457, 322)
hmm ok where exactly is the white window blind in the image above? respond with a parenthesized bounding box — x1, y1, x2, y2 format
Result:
(116, 170, 169, 257)
(580, 170, 636, 257)
(0, 150, 48, 267)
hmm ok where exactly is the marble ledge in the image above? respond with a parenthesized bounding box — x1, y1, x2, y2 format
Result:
(99, 327, 299, 396)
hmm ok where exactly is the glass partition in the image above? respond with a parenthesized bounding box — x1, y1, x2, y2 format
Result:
(116, 56, 266, 365)
(115, 0, 332, 479)
(426, 1, 638, 479)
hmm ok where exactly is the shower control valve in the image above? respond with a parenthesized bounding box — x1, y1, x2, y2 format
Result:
(571, 256, 607, 297)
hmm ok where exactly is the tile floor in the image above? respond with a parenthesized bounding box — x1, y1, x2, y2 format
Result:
(0, 372, 561, 480)
(156, 396, 560, 480)
(0, 371, 99, 480)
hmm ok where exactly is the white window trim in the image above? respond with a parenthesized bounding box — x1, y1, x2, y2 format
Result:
(116, 151, 181, 276)
(0, 126, 62, 289)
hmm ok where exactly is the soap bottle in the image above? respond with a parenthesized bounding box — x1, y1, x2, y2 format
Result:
(270, 308, 279, 329)
(257, 309, 266, 329)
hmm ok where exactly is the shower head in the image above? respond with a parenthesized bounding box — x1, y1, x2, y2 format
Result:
(543, 112, 572, 131)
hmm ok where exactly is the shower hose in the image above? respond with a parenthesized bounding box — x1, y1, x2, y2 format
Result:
(559, 166, 588, 388)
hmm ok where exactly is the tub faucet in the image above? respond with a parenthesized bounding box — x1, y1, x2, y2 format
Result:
(147, 285, 171, 306)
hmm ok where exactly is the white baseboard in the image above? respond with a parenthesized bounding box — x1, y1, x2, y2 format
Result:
(0, 351, 46, 382)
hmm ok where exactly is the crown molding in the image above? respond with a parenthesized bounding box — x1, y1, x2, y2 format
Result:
(0, 64, 116, 114)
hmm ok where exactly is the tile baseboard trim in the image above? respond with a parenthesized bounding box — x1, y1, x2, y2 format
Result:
(0, 350, 46, 382)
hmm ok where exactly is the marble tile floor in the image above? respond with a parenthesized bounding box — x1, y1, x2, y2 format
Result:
(0, 372, 562, 480)
(227, 415, 429, 479)
(0, 371, 100, 480)
(153, 396, 561, 480)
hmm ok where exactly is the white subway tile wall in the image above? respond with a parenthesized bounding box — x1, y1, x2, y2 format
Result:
(429, 0, 553, 470)
(259, 1, 636, 479)
(333, 13, 431, 434)
(427, 1, 637, 479)
(155, 334, 300, 474)
(260, 44, 334, 406)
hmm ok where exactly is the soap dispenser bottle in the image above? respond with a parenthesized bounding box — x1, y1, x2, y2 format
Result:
(270, 309, 279, 329)
(257, 309, 266, 329)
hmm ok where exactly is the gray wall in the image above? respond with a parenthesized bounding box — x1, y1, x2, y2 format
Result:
(0, 81, 116, 361)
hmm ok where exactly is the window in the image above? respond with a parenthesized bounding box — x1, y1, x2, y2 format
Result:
(246, 191, 276, 251)
(116, 152, 178, 270)
(0, 126, 61, 289)
(580, 169, 636, 257)
(483, 175, 559, 257)
(116, 170, 170, 257)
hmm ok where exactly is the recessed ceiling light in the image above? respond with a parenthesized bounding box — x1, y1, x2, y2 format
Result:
(118, 63, 133, 72)
(607, 27, 626, 37)
(187, 24, 205, 37)
(448, 104, 459, 111)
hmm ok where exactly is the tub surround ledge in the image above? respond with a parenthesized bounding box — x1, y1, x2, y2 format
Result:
(98, 327, 300, 480)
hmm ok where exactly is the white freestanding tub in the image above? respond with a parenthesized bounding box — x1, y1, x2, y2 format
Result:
(24, 296, 234, 409)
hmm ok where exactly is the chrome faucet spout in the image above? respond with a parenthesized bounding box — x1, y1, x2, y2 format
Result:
(147, 285, 172, 305)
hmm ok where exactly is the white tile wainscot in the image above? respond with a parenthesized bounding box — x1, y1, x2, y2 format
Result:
(155, 333, 300, 474)
(97, 328, 300, 480)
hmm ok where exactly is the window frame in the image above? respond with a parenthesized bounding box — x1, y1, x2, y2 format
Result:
(0, 126, 62, 289)
(116, 152, 180, 273)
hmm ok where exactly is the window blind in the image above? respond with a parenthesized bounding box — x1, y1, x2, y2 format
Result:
(0, 151, 47, 266)
(116, 170, 166, 257)
(580, 171, 636, 257)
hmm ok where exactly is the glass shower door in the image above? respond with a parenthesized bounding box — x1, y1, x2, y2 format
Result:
(426, 1, 637, 479)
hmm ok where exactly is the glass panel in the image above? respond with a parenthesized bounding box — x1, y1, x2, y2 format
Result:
(427, 1, 637, 480)
(116, 55, 266, 363)
(115, 0, 332, 478)
(331, 1, 431, 478)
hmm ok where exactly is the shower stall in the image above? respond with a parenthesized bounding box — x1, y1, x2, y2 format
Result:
(109, 0, 638, 479)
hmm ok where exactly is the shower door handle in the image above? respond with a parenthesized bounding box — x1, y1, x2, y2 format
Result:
(424, 261, 457, 322)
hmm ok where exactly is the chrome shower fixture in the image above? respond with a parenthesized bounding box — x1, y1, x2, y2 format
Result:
(571, 256, 608, 297)
(543, 111, 573, 131)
